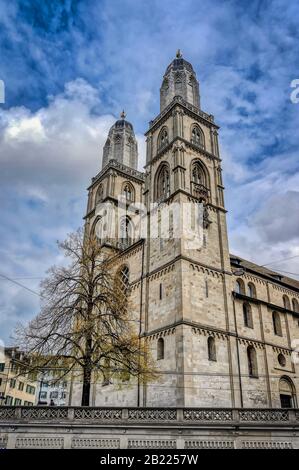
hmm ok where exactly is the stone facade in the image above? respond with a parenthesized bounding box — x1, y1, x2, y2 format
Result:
(71, 52, 299, 410)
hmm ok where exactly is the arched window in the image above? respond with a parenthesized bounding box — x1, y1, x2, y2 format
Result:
(122, 182, 134, 202)
(174, 72, 183, 94)
(119, 216, 134, 248)
(243, 302, 253, 328)
(292, 298, 299, 313)
(191, 161, 206, 186)
(235, 278, 245, 295)
(278, 353, 286, 367)
(191, 125, 204, 148)
(247, 283, 256, 298)
(155, 163, 170, 201)
(247, 346, 258, 378)
(92, 217, 104, 243)
(283, 295, 291, 310)
(157, 338, 164, 360)
(158, 127, 169, 150)
(273, 311, 282, 336)
(207, 337, 216, 361)
(118, 265, 130, 293)
(95, 184, 103, 205)
(279, 376, 297, 408)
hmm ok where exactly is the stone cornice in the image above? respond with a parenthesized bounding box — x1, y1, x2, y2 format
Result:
(145, 96, 219, 136)
(144, 136, 221, 169)
(88, 160, 145, 190)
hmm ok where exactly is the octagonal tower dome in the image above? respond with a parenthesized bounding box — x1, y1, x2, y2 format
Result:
(102, 111, 138, 170)
(160, 50, 200, 112)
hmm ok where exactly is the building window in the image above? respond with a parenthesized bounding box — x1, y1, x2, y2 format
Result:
(191, 162, 206, 185)
(26, 385, 36, 395)
(9, 378, 16, 389)
(279, 377, 296, 408)
(118, 265, 130, 293)
(247, 346, 258, 378)
(14, 398, 22, 406)
(40, 391, 47, 399)
(243, 302, 253, 328)
(157, 338, 164, 360)
(205, 279, 209, 298)
(122, 182, 135, 202)
(292, 298, 299, 313)
(159, 283, 163, 300)
(272, 311, 282, 336)
(18, 382, 24, 391)
(191, 124, 204, 147)
(283, 295, 291, 310)
(5, 396, 13, 406)
(24, 401, 33, 406)
(50, 391, 58, 399)
(158, 127, 168, 150)
(95, 184, 103, 205)
(0, 363, 4, 372)
(247, 282, 256, 298)
(278, 354, 286, 367)
(207, 337, 216, 362)
(235, 278, 245, 295)
(155, 163, 170, 201)
(119, 216, 134, 247)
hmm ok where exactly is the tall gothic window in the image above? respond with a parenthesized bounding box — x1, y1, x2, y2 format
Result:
(192, 163, 204, 185)
(235, 278, 245, 295)
(118, 265, 130, 293)
(157, 338, 164, 360)
(191, 125, 204, 148)
(95, 184, 103, 205)
(207, 337, 216, 362)
(292, 298, 299, 313)
(120, 216, 134, 247)
(156, 164, 170, 201)
(247, 283, 256, 298)
(122, 182, 134, 202)
(158, 127, 169, 150)
(243, 302, 253, 328)
(272, 311, 282, 336)
(283, 295, 291, 310)
(247, 346, 258, 378)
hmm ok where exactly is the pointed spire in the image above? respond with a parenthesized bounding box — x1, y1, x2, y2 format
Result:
(120, 110, 126, 119)
(176, 49, 182, 58)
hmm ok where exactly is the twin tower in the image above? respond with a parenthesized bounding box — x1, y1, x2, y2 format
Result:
(81, 51, 232, 408)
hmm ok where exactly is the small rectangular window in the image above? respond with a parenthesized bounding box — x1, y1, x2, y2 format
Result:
(159, 283, 163, 300)
(14, 398, 22, 406)
(18, 382, 24, 391)
(10, 378, 16, 389)
(0, 363, 5, 372)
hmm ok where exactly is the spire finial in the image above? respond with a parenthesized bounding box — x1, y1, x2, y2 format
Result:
(176, 49, 182, 58)
(120, 110, 126, 119)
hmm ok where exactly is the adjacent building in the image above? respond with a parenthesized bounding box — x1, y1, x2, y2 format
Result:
(0, 348, 37, 406)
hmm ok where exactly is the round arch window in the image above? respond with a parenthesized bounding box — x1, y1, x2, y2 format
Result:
(278, 354, 286, 367)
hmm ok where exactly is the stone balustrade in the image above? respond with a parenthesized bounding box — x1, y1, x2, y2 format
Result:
(0, 407, 298, 449)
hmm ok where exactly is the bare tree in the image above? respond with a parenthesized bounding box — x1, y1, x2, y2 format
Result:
(15, 229, 156, 406)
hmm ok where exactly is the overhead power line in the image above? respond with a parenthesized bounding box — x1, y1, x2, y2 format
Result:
(0, 273, 41, 298)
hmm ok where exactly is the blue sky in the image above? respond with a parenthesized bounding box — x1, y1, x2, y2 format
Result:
(0, 0, 299, 343)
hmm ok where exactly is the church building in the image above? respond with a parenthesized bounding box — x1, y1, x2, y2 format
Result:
(72, 51, 299, 409)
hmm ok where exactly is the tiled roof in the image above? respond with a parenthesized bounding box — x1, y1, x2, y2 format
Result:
(230, 254, 299, 291)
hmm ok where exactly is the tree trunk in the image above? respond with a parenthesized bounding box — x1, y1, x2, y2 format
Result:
(81, 365, 91, 406)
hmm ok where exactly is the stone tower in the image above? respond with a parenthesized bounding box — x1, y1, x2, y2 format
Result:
(143, 51, 234, 407)
(102, 111, 138, 169)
